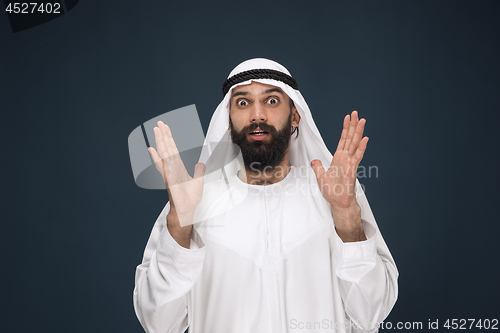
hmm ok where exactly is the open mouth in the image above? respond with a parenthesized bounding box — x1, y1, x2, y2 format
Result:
(249, 130, 269, 135)
(248, 128, 270, 141)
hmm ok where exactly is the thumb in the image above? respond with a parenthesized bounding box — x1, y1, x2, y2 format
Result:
(310, 159, 325, 179)
(194, 162, 206, 179)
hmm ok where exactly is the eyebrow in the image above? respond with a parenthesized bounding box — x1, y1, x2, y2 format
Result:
(231, 91, 249, 99)
(230, 87, 285, 103)
(264, 88, 284, 96)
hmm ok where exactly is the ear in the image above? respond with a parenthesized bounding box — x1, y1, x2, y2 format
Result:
(291, 106, 301, 127)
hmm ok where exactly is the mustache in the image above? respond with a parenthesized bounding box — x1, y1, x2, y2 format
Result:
(242, 122, 277, 134)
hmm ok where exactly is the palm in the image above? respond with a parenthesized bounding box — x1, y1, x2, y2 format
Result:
(311, 111, 368, 209)
(161, 154, 204, 217)
(148, 121, 205, 224)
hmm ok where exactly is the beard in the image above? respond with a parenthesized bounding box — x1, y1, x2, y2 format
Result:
(230, 113, 292, 173)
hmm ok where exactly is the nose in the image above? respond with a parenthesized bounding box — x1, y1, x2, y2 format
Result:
(249, 102, 267, 123)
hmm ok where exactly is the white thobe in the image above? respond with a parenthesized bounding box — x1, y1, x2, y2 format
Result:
(134, 166, 398, 333)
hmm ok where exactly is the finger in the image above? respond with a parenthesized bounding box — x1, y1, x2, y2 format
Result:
(154, 127, 169, 160)
(193, 162, 206, 180)
(157, 121, 174, 158)
(348, 118, 366, 157)
(352, 137, 369, 165)
(148, 147, 167, 180)
(343, 111, 358, 152)
(310, 159, 326, 179)
(148, 146, 161, 165)
(158, 121, 179, 158)
(336, 115, 350, 152)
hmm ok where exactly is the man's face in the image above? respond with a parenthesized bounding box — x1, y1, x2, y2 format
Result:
(229, 81, 300, 172)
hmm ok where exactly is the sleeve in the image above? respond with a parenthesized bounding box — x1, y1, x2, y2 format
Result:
(332, 180, 399, 333)
(133, 201, 206, 333)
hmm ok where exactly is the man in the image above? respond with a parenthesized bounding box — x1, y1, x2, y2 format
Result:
(134, 58, 398, 333)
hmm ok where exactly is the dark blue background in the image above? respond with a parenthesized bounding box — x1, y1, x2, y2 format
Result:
(1, 1, 499, 332)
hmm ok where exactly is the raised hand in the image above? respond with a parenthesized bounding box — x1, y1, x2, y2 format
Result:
(311, 111, 368, 241)
(148, 121, 206, 227)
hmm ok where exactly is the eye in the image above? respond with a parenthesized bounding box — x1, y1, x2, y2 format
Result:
(237, 99, 249, 107)
(267, 97, 279, 105)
